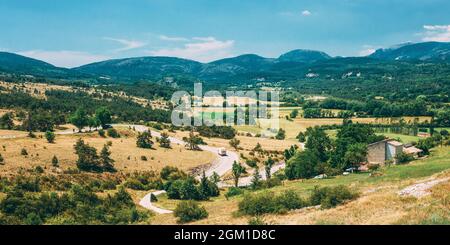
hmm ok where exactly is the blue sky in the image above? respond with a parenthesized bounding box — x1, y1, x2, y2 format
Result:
(1, 0, 449, 67)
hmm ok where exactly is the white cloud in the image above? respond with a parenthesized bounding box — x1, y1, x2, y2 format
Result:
(421, 25, 450, 42)
(302, 10, 312, 16)
(158, 35, 189, 42)
(148, 37, 235, 62)
(280, 10, 312, 17)
(18, 50, 109, 68)
(103, 37, 147, 52)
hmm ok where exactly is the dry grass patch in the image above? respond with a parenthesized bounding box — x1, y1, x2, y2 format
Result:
(0, 129, 216, 175)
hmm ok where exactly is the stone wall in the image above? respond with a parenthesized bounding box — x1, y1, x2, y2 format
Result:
(367, 141, 386, 164)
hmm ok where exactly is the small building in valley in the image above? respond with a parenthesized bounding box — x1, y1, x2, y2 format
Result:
(367, 140, 404, 165)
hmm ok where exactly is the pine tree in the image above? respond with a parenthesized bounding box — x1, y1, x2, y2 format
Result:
(198, 171, 211, 200)
(250, 166, 261, 190)
(264, 157, 275, 180)
(51, 155, 59, 167)
(100, 144, 116, 172)
(209, 172, 221, 184)
(136, 131, 153, 149)
(232, 161, 246, 187)
(74, 139, 101, 172)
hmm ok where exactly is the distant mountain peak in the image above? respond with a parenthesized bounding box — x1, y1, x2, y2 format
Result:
(278, 49, 331, 63)
(369, 42, 450, 61)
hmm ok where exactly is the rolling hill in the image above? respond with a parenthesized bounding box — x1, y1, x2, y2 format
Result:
(0, 52, 72, 78)
(1, 42, 449, 84)
(369, 42, 450, 62)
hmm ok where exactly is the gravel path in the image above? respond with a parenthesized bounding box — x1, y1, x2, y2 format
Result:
(139, 190, 173, 214)
(398, 177, 450, 198)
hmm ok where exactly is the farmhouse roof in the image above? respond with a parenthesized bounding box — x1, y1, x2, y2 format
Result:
(403, 146, 423, 154)
(368, 139, 390, 147)
(387, 140, 403, 147)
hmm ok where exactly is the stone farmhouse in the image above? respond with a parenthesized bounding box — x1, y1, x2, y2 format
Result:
(367, 139, 423, 165)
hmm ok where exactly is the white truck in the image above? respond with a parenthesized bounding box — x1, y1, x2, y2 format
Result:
(218, 147, 227, 156)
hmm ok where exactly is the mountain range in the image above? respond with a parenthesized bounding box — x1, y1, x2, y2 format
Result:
(1, 41, 449, 83)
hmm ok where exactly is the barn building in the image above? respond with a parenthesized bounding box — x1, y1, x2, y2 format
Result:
(367, 140, 404, 165)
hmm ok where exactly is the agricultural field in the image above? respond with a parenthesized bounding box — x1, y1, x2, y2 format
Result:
(235, 115, 432, 140)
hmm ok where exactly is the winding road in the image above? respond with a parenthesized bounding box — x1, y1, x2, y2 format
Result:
(114, 124, 244, 214)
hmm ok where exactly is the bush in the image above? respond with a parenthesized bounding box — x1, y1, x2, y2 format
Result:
(225, 187, 244, 199)
(150, 193, 158, 202)
(35, 166, 44, 174)
(100, 179, 118, 190)
(21, 148, 28, 156)
(245, 159, 257, 168)
(275, 128, 286, 140)
(124, 178, 146, 190)
(261, 177, 282, 189)
(140, 156, 148, 161)
(107, 128, 120, 138)
(238, 190, 305, 215)
(396, 152, 415, 164)
(136, 131, 153, 149)
(367, 164, 380, 171)
(98, 129, 106, 137)
(51, 155, 59, 167)
(309, 185, 358, 209)
(160, 166, 185, 181)
(174, 200, 208, 223)
(45, 131, 55, 143)
(248, 216, 268, 225)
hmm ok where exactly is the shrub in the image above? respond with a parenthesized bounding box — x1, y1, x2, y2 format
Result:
(150, 193, 158, 202)
(261, 177, 282, 189)
(396, 152, 415, 164)
(21, 148, 28, 156)
(248, 216, 268, 225)
(309, 185, 358, 209)
(275, 128, 286, 140)
(136, 131, 153, 149)
(276, 190, 304, 210)
(51, 155, 59, 167)
(98, 129, 106, 137)
(100, 179, 118, 190)
(238, 191, 305, 215)
(13, 175, 41, 192)
(124, 178, 146, 190)
(245, 159, 258, 168)
(160, 166, 185, 181)
(167, 178, 201, 200)
(225, 187, 244, 199)
(107, 128, 120, 138)
(35, 166, 44, 174)
(45, 131, 55, 143)
(140, 156, 148, 161)
(174, 200, 208, 223)
(0, 154, 4, 165)
(367, 164, 380, 171)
